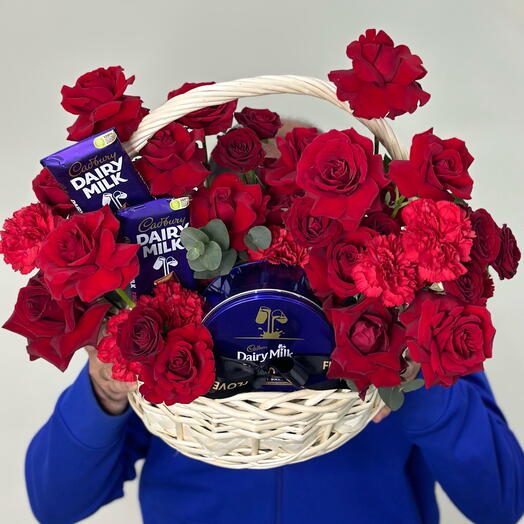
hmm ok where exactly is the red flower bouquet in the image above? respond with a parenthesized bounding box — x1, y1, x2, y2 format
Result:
(1, 29, 520, 416)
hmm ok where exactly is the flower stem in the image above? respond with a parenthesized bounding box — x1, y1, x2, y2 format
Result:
(374, 136, 380, 155)
(114, 288, 136, 309)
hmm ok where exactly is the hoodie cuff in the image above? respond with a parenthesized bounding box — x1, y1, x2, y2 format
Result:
(57, 364, 131, 449)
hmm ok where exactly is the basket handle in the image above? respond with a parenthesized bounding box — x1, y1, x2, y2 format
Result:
(123, 75, 407, 160)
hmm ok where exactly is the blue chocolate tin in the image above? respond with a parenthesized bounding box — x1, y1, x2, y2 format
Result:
(203, 263, 335, 393)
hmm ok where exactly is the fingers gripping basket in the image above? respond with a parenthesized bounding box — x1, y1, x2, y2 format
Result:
(124, 76, 407, 469)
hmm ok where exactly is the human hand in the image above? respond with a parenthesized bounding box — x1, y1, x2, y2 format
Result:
(86, 345, 136, 416)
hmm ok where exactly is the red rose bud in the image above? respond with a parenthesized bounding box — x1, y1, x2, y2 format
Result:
(0, 203, 62, 274)
(234, 107, 282, 139)
(190, 173, 269, 251)
(328, 29, 430, 119)
(211, 127, 266, 172)
(168, 82, 237, 135)
(263, 127, 319, 195)
(61, 65, 148, 142)
(326, 298, 406, 393)
(248, 226, 309, 267)
(3, 273, 110, 371)
(400, 291, 495, 387)
(492, 224, 521, 280)
(137, 323, 215, 405)
(401, 199, 475, 283)
(134, 122, 209, 197)
(32, 168, 75, 217)
(469, 208, 502, 265)
(389, 129, 474, 201)
(296, 129, 388, 228)
(443, 260, 494, 306)
(37, 206, 140, 302)
(361, 212, 402, 235)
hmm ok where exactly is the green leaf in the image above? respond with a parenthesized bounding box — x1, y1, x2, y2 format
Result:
(383, 154, 392, 172)
(345, 379, 358, 392)
(244, 226, 272, 251)
(202, 241, 222, 271)
(237, 250, 249, 263)
(399, 378, 425, 393)
(187, 240, 206, 261)
(200, 219, 230, 251)
(193, 249, 238, 280)
(188, 257, 208, 272)
(180, 227, 209, 249)
(384, 191, 392, 206)
(378, 386, 405, 411)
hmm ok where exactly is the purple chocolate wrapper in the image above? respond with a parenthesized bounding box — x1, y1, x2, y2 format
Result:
(117, 197, 196, 299)
(41, 129, 150, 213)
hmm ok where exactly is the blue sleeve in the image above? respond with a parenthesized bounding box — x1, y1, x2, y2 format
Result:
(25, 364, 150, 524)
(398, 371, 524, 524)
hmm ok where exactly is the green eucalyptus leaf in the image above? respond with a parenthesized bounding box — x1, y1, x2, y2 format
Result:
(345, 379, 358, 392)
(244, 226, 272, 252)
(238, 250, 249, 263)
(187, 247, 201, 261)
(181, 227, 209, 249)
(188, 257, 208, 272)
(378, 387, 405, 411)
(200, 219, 230, 251)
(400, 378, 425, 393)
(202, 241, 222, 271)
(217, 249, 238, 276)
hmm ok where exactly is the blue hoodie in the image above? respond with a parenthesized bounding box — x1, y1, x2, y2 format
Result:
(25, 365, 524, 524)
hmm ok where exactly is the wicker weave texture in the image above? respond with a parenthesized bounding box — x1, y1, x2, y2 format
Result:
(124, 75, 403, 469)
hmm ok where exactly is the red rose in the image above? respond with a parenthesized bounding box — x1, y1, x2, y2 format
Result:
(328, 29, 430, 119)
(469, 208, 501, 264)
(361, 212, 401, 235)
(134, 122, 209, 197)
(399, 291, 495, 387)
(389, 129, 474, 201)
(442, 260, 494, 306)
(98, 310, 141, 382)
(325, 298, 406, 392)
(0, 203, 62, 274)
(61, 66, 148, 141)
(116, 305, 165, 362)
(190, 173, 269, 250)
(265, 189, 300, 227)
(3, 274, 110, 371)
(248, 226, 309, 267)
(263, 127, 319, 195)
(32, 168, 75, 217)
(211, 128, 266, 172)
(492, 224, 520, 280)
(296, 129, 388, 227)
(352, 233, 419, 307)
(283, 195, 342, 248)
(401, 199, 475, 283)
(168, 82, 237, 135)
(305, 227, 378, 300)
(138, 324, 215, 405)
(37, 206, 139, 302)
(234, 107, 282, 139)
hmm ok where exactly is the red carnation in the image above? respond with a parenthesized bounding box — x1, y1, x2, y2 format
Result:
(283, 195, 342, 248)
(134, 122, 209, 197)
(248, 226, 309, 267)
(0, 203, 62, 274)
(326, 298, 406, 392)
(234, 107, 282, 139)
(351, 233, 419, 307)
(400, 291, 495, 387)
(211, 127, 266, 172)
(328, 29, 430, 119)
(190, 173, 269, 250)
(296, 129, 388, 228)
(389, 129, 474, 201)
(61, 66, 148, 141)
(32, 168, 75, 217)
(138, 323, 215, 405)
(3, 273, 110, 371)
(305, 227, 378, 300)
(168, 82, 237, 135)
(442, 260, 494, 306)
(401, 199, 475, 283)
(37, 206, 139, 302)
(492, 224, 520, 280)
(263, 127, 319, 195)
(98, 310, 141, 382)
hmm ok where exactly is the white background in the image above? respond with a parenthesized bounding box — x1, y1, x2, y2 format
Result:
(0, 0, 523, 522)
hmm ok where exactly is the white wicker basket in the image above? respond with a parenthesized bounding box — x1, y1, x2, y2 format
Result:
(124, 76, 407, 469)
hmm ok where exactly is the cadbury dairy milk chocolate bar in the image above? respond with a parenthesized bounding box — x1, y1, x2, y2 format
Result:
(117, 197, 196, 299)
(41, 129, 150, 213)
